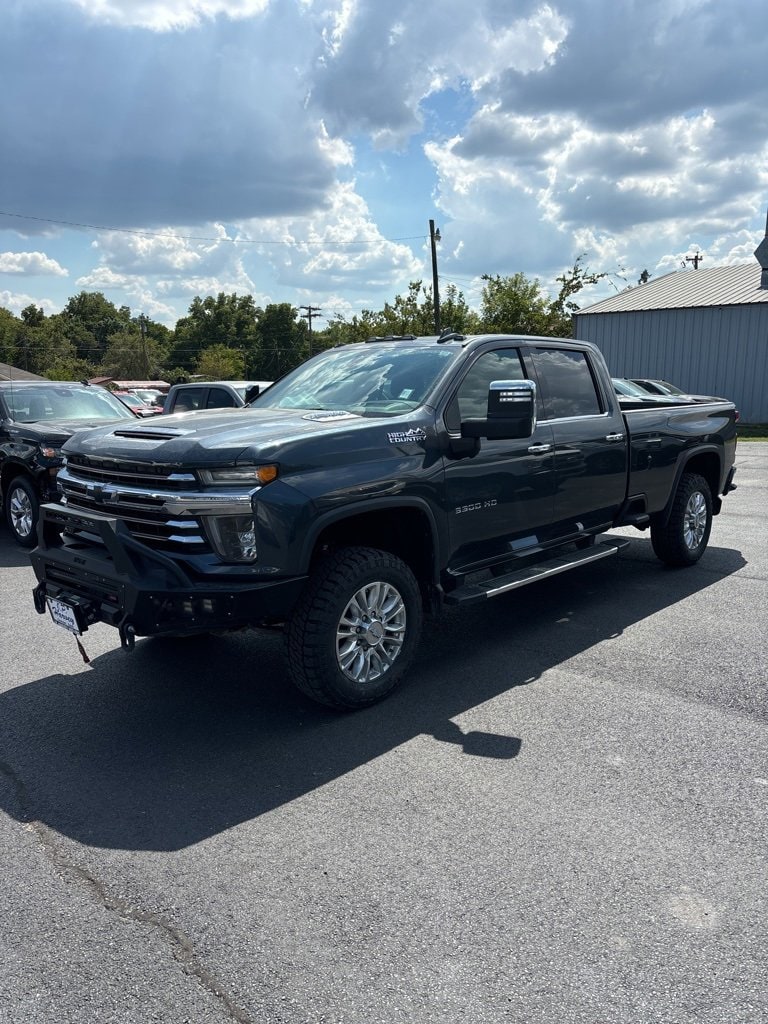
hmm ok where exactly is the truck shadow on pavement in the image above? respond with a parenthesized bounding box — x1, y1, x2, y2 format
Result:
(0, 536, 747, 851)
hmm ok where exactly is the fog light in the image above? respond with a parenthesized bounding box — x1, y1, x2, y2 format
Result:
(206, 515, 258, 562)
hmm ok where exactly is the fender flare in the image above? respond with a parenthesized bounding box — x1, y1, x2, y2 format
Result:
(299, 495, 445, 583)
(657, 444, 722, 526)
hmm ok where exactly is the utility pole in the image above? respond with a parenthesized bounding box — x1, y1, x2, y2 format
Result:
(683, 252, 704, 269)
(429, 219, 441, 333)
(299, 305, 323, 357)
(138, 314, 150, 378)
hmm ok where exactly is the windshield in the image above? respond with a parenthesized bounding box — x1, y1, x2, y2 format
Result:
(254, 345, 459, 416)
(613, 378, 655, 398)
(4, 385, 135, 422)
(116, 393, 144, 409)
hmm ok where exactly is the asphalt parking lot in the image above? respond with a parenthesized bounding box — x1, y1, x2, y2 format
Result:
(1, 444, 766, 1024)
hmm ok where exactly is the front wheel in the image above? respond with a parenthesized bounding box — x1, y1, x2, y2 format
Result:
(651, 472, 712, 566)
(4, 475, 39, 548)
(287, 547, 423, 709)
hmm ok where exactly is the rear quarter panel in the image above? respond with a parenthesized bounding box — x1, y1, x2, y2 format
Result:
(624, 401, 737, 512)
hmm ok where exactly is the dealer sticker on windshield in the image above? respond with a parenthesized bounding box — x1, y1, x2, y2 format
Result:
(46, 597, 80, 634)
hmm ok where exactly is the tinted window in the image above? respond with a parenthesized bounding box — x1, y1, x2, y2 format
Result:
(206, 388, 237, 409)
(531, 348, 602, 418)
(456, 349, 525, 420)
(172, 387, 205, 412)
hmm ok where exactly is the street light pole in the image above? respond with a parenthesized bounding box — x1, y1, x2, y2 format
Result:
(429, 219, 441, 333)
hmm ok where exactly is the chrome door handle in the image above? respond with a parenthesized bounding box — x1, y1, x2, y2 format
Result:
(527, 443, 553, 454)
(605, 432, 625, 442)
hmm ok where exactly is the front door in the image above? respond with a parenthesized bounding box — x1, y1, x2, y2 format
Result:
(442, 347, 557, 571)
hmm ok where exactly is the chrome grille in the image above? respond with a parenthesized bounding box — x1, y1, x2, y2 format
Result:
(59, 459, 209, 552)
(64, 453, 196, 489)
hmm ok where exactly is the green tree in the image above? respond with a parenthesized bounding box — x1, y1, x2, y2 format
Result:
(438, 283, 481, 334)
(170, 293, 260, 370)
(33, 314, 99, 379)
(479, 272, 551, 335)
(61, 291, 132, 363)
(545, 256, 607, 336)
(195, 343, 246, 379)
(0, 308, 21, 367)
(253, 304, 306, 379)
(100, 327, 162, 379)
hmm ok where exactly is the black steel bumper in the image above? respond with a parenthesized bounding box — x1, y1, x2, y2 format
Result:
(30, 504, 307, 645)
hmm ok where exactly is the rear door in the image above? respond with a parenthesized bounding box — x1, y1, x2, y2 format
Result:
(527, 345, 627, 534)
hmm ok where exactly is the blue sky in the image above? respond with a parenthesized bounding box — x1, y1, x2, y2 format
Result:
(1, 0, 767, 326)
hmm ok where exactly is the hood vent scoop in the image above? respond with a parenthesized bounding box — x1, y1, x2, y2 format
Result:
(112, 429, 182, 440)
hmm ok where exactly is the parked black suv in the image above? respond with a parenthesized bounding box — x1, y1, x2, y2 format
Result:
(0, 381, 135, 546)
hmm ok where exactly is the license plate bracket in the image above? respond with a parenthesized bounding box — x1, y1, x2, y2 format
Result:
(46, 597, 83, 634)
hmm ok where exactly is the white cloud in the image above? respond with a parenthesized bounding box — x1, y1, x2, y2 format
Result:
(66, 0, 270, 31)
(237, 181, 423, 298)
(75, 266, 137, 290)
(3, 0, 767, 324)
(0, 251, 68, 276)
(0, 291, 59, 316)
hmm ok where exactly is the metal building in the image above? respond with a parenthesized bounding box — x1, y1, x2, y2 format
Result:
(573, 256, 768, 424)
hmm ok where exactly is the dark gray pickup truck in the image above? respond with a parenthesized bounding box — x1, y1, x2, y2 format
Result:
(30, 333, 737, 708)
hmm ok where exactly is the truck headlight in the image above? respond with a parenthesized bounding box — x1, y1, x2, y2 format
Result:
(199, 465, 278, 485)
(205, 515, 258, 562)
(39, 446, 63, 460)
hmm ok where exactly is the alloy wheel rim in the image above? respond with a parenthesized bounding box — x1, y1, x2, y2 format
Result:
(336, 581, 406, 684)
(9, 487, 33, 538)
(683, 491, 707, 549)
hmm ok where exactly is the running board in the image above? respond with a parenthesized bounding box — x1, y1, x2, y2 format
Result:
(445, 538, 631, 606)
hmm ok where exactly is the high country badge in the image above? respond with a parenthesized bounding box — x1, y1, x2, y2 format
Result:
(387, 427, 427, 444)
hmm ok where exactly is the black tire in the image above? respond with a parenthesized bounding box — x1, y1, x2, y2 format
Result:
(651, 472, 713, 567)
(4, 475, 39, 548)
(286, 546, 423, 710)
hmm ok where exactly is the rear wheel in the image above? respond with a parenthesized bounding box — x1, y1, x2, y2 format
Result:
(4, 475, 39, 548)
(287, 546, 423, 709)
(651, 472, 712, 566)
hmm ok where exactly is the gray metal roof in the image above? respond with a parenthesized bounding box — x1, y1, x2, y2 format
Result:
(0, 362, 47, 381)
(578, 263, 768, 315)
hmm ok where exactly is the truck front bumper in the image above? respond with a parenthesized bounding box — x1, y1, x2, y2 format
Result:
(30, 503, 307, 646)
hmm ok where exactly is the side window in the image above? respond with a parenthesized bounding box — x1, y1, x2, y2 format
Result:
(530, 348, 602, 419)
(173, 387, 205, 412)
(455, 349, 525, 421)
(206, 388, 237, 409)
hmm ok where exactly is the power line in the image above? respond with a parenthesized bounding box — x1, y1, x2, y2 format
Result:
(0, 210, 426, 249)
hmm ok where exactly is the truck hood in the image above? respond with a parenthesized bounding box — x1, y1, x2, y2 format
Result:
(6, 417, 132, 447)
(62, 406, 428, 467)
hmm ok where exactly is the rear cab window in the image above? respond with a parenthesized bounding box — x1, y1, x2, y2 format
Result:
(529, 348, 604, 419)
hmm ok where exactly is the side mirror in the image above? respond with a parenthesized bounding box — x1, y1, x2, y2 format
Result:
(461, 379, 536, 440)
(244, 385, 260, 404)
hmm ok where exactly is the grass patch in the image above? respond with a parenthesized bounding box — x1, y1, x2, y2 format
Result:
(737, 424, 768, 442)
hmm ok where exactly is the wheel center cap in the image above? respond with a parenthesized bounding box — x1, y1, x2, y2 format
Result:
(363, 620, 385, 646)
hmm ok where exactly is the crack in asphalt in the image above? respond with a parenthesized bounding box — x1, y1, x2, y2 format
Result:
(0, 757, 257, 1024)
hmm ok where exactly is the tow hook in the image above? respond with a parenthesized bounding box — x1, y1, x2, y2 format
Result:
(118, 621, 136, 652)
(33, 583, 47, 615)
